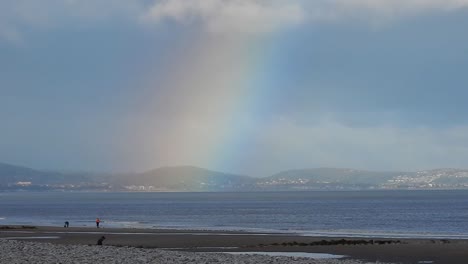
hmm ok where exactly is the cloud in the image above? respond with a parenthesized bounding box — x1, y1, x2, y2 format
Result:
(0, 0, 143, 43)
(320, 0, 468, 21)
(142, 0, 305, 33)
(334, 0, 468, 13)
(2, 0, 468, 41)
(142, 0, 468, 32)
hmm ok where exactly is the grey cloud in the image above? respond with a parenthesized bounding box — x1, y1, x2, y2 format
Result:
(0, 0, 143, 42)
(142, 0, 468, 33)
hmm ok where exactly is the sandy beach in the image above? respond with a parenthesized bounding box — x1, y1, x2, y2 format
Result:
(1, 226, 468, 263)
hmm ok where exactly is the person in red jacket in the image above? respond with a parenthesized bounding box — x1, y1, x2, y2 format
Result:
(96, 218, 100, 228)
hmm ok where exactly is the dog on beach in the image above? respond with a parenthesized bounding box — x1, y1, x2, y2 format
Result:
(97, 236, 106, 245)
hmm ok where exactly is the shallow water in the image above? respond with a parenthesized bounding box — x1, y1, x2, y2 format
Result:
(1, 190, 468, 239)
(217, 252, 347, 259)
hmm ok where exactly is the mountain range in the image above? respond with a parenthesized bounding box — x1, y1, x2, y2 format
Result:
(1, 162, 468, 191)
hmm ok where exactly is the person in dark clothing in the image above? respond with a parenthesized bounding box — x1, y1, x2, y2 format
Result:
(96, 218, 100, 228)
(97, 236, 106, 245)
(64, 221, 69, 228)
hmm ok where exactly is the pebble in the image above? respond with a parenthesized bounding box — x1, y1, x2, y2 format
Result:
(0, 240, 390, 264)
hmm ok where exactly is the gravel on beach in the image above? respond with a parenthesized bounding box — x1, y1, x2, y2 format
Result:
(0, 240, 390, 264)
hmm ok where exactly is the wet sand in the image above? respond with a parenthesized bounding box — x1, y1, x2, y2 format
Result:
(1, 225, 468, 263)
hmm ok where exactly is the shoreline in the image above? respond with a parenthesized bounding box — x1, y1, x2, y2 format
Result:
(3, 223, 468, 240)
(2, 225, 468, 263)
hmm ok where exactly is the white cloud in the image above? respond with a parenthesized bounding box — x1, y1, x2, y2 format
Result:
(142, 0, 468, 32)
(2, 0, 468, 41)
(142, 0, 305, 33)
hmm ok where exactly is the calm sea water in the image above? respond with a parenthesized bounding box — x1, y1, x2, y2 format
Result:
(1, 190, 468, 239)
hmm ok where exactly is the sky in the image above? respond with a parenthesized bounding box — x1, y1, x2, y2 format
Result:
(1, 0, 468, 177)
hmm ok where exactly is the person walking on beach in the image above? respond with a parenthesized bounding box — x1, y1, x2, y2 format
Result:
(96, 218, 100, 228)
(64, 221, 69, 228)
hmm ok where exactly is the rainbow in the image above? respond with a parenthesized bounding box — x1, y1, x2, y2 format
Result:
(133, 32, 292, 176)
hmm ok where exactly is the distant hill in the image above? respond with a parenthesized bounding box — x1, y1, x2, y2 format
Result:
(0, 162, 62, 184)
(114, 166, 255, 191)
(2, 161, 468, 191)
(270, 168, 401, 184)
(382, 168, 468, 189)
(258, 168, 468, 190)
(0, 162, 94, 187)
(257, 168, 405, 190)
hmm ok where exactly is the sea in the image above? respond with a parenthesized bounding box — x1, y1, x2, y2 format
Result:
(1, 190, 468, 239)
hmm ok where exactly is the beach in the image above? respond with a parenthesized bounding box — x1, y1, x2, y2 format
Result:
(0, 239, 382, 264)
(1, 226, 468, 263)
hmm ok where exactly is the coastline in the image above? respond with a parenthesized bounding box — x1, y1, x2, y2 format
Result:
(2, 225, 468, 263)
